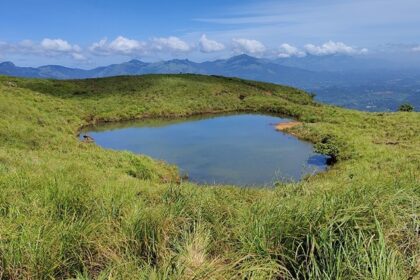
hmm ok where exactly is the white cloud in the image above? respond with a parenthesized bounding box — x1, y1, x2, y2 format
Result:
(0, 38, 85, 60)
(1, 39, 77, 55)
(89, 38, 109, 54)
(412, 45, 420, 52)
(277, 43, 306, 58)
(71, 52, 86, 61)
(41, 38, 80, 53)
(360, 48, 369, 54)
(199, 34, 225, 53)
(108, 36, 146, 54)
(304, 41, 367, 56)
(151, 36, 191, 52)
(90, 36, 146, 55)
(232, 38, 266, 55)
(90, 36, 191, 56)
(38, 38, 85, 60)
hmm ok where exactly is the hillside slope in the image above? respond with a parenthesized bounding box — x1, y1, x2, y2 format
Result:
(0, 74, 419, 279)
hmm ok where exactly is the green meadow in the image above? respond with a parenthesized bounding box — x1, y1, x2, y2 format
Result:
(0, 74, 419, 279)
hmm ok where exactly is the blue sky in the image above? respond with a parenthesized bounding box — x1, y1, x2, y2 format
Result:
(1, 0, 420, 67)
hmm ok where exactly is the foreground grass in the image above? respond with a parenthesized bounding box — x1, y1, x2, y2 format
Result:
(0, 74, 419, 279)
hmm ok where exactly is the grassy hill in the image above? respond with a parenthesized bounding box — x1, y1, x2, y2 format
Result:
(0, 74, 419, 279)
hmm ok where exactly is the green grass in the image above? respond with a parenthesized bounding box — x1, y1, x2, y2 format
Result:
(0, 74, 419, 279)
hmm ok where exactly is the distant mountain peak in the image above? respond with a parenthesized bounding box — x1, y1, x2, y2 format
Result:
(227, 54, 259, 63)
(127, 59, 146, 64)
(168, 58, 192, 63)
(232, 54, 255, 59)
(39, 64, 73, 69)
(0, 61, 16, 67)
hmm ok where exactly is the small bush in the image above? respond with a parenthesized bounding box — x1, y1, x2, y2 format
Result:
(314, 135, 340, 163)
(398, 103, 414, 112)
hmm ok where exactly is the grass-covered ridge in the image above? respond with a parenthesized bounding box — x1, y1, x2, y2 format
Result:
(0, 74, 419, 279)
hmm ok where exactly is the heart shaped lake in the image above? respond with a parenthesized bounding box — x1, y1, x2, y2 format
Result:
(80, 114, 328, 187)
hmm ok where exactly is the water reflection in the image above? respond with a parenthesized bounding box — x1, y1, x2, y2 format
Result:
(81, 114, 328, 187)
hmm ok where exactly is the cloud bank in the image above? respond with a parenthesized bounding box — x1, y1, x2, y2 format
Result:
(304, 41, 368, 56)
(0, 38, 85, 60)
(89, 36, 191, 56)
(1, 36, 372, 62)
(151, 36, 191, 52)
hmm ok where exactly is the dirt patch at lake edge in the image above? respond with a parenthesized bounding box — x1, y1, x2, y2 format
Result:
(275, 121, 302, 131)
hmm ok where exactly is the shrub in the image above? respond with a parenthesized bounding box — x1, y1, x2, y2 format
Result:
(314, 135, 340, 163)
(398, 103, 414, 112)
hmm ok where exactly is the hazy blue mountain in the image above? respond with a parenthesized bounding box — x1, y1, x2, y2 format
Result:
(141, 59, 204, 74)
(88, 59, 149, 77)
(275, 54, 396, 72)
(0, 61, 91, 79)
(1, 55, 419, 111)
(199, 54, 325, 88)
(0, 55, 323, 86)
(0, 62, 43, 78)
(37, 65, 90, 79)
(0, 54, 328, 88)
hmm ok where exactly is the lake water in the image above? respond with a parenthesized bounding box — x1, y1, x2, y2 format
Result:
(80, 114, 328, 186)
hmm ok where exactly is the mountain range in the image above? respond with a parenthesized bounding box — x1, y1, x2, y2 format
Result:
(0, 55, 322, 86)
(1, 54, 419, 111)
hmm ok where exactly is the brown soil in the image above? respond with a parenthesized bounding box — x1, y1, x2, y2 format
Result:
(275, 121, 302, 131)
